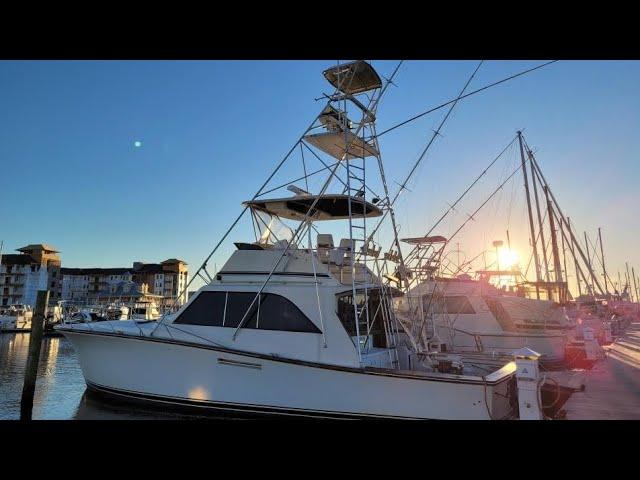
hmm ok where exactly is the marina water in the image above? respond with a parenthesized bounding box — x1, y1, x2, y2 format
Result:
(0, 333, 224, 420)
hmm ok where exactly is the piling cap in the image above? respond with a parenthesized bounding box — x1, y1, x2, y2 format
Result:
(513, 347, 541, 360)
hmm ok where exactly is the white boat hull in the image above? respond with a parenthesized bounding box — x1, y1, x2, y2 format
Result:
(61, 328, 517, 419)
(436, 325, 567, 363)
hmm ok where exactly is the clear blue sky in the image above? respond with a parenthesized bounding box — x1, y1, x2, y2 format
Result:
(1, 60, 639, 292)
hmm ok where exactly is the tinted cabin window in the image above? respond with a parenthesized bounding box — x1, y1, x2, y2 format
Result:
(174, 291, 226, 326)
(429, 295, 476, 314)
(175, 291, 319, 333)
(224, 292, 259, 328)
(337, 291, 386, 347)
(258, 294, 320, 333)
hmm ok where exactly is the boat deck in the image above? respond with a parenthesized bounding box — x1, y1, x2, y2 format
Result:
(564, 321, 640, 419)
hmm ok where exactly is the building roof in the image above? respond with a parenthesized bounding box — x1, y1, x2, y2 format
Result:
(134, 263, 164, 274)
(61, 267, 132, 276)
(61, 258, 188, 277)
(17, 244, 59, 254)
(161, 258, 188, 265)
(1, 254, 37, 266)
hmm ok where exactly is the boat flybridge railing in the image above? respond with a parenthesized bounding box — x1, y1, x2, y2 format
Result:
(152, 60, 409, 367)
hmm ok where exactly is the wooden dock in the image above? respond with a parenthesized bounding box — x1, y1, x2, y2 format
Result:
(564, 321, 640, 419)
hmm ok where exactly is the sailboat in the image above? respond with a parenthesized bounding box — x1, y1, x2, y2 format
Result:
(394, 131, 610, 369)
(58, 61, 520, 419)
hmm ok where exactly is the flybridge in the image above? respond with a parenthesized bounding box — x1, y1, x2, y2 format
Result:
(243, 194, 383, 222)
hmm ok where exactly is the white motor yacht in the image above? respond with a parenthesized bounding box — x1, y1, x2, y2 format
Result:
(397, 275, 570, 364)
(58, 60, 521, 419)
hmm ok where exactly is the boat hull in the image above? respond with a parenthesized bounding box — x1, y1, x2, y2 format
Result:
(436, 325, 567, 363)
(61, 329, 517, 419)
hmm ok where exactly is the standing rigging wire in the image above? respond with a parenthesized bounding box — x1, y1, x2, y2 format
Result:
(504, 145, 520, 233)
(373, 61, 558, 140)
(362, 60, 485, 264)
(585, 233, 616, 291)
(446, 157, 533, 246)
(521, 133, 606, 296)
(523, 208, 549, 279)
(403, 136, 517, 266)
(414, 153, 535, 330)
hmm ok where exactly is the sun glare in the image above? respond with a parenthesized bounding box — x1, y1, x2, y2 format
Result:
(498, 248, 520, 269)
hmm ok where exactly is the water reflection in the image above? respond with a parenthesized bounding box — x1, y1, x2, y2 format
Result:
(0, 333, 85, 420)
(0, 333, 227, 420)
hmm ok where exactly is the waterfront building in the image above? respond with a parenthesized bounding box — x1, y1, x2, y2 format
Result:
(0, 244, 62, 306)
(61, 259, 188, 306)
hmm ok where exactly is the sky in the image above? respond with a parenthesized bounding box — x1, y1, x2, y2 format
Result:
(1, 60, 639, 293)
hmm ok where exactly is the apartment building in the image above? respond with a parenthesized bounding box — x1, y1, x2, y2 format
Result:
(61, 258, 188, 305)
(0, 244, 62, 307)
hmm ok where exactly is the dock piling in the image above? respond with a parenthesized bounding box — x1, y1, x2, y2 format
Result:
(20, 289, 49, 421)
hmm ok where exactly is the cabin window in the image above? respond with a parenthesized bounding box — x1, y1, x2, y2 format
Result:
(222, 292, 259, 328)
(257, 294, 320, 333)
(428, 295, 476, 314)
(174, 291, 319, 333)
(336, 290, 387, 347)
(174, 291, 227, 326)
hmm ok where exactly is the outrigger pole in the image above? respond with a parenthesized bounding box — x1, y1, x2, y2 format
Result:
(360, 60, 484, 284)
(402, 135, 518, 280)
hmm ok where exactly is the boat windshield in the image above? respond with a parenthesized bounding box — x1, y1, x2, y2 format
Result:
(253, 209, 295, 247)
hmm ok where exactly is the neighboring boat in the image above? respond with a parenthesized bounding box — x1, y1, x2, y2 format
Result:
(103, 304, 130, 321)
(129, 301, 160, 321)
(58, 60, 521, 419)
(0, 304, 33, 332)
(396, 275, 570, 366)
(62, 310, 109, 324)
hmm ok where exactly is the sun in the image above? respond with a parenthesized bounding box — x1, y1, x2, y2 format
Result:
(498, 248, 520, 269)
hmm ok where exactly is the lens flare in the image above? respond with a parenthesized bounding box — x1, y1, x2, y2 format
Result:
(498, 248, 519, 268)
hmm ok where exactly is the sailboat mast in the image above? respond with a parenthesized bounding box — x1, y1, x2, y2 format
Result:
(559, 218, 569, 299)
(528, 152, 605, 296)
(626, 262, 633, 302)
(633, 267, 639, 304)
(529, 149, 550, 284)
(545, 186, 563, 302)
(598, 227, 609, 295)
(567, 217, 582, 297)
(584, 232, 596, 296)
(518, 131, 541, 299)
(618, 271, 622, 297)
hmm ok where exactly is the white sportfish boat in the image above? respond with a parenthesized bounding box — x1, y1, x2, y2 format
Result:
(59, 60, 521, 419)
(397, 275, 570, 365)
